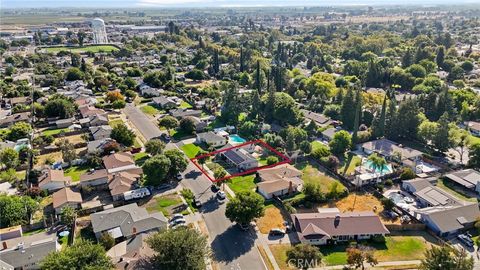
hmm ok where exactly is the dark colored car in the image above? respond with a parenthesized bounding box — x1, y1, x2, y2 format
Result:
(269, 228, 286, 236)
(194, 198, 202, 208)
(160, 133, 171, 142)
(211, 185, 220, 193)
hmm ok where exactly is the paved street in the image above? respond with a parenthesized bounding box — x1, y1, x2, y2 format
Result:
(180, 155, 266, 270)
(123, 103, 164, 140)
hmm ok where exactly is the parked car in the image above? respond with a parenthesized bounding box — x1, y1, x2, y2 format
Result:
(176, 173, 183, 180)
(269, 228, 286, 236)
(169, 218, 186, 227)
(457, 234, 474, 247)
(194, 198, 202, 208)
(160, 133, 171, 142)
(170, 214, 184, 221)
(211, 185, 220, 193)
(216, 191, 226, 202)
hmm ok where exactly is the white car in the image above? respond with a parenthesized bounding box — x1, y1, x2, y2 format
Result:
(169, 218, 186, 227)
(216, 191, 226, 203)
(170, 214, 184, 221)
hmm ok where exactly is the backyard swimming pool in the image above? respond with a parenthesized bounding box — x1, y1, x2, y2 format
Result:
(365, 160, 393, 174)
(229, 134, 246, 144)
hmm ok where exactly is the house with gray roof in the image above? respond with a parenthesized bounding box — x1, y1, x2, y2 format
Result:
(402, 177, 437, 194)
(301, 109, 333, 127)
(89, 125, 112, 140)
(169, 108, 202, 119)
(218, 148, 258, 171)
(444, 169, 480, 194)
(415, 203, 480, 237)
(413, 186, 462, 208)
(359, 139, 423, 168)
(196, 131, 227, 147)
(0, 233, 60, 270)
(90, 203, 167, 240)
(152, 96, 178, 109)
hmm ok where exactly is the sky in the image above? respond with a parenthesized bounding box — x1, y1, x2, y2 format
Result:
(2, 0, 480, 8)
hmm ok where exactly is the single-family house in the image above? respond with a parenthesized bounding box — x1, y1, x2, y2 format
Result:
(108, 171, 141, 201)
(359, 139, 423, 166)
(55, 118, 75, 129)
(89, 125, 112, 140)
(90, 203, 167, 240)
(38, 168, 71, 192)
(321, 128, 337, 142)
(87, 138, 117, 154)
(169, 109, 202, 119)
(415, 203, 480, 237)
(152, 96, 177, 109)
(196, 131, 227, 147)
(413, 186, 462, 208)
(301, 109, 333, 127)
(292, 209, 390, 245)
(79, 106, 105, 119)
(466, 121, 480, 137)
(219, 148, 258, 171)
(80, 169, 109, 187)
(190, 116, 208, 132)
(52, 187, 83, 214)
(89, 114, 109, 127)
(256, 164, 303, 199)
(103, 152, 142, 174)
(0, 226, 23, 241)
(0, 234, 60, 270)
(444, 169, 480, 194)
(402, 177, 437, 194)
(0, 112, 30, 128)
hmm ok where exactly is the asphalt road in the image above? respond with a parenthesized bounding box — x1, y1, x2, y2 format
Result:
(123, 103, 164, 140)
(180, 156, 266, 270)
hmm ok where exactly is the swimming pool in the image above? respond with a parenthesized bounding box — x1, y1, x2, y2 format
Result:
(388, 192, 406, 204)
(229, 134, 246, 144)
(365, 160, 393, 174)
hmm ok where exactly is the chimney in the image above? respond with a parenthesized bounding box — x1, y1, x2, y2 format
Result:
(288, 181, 293, 195)
(132, 227, 137, 235)
(2, 241, 7, 250)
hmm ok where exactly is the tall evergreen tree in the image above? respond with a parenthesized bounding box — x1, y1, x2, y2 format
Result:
(436, 46, 445, 68)
(385, 96, 399, 140)
(402, 48, 414, 68)
(352, 89, 362, 143)
(213, 49, 219, 75)
(240, 46, 245, 72)
(433, 113, 450, 152)
(264, 72, 275, 122)
(397, 98, 421, 139)
(251, 89, 261, 119)
(372, 94, 387, 138)
(340, 87, 356, 130)
(255, 60, 262, 93)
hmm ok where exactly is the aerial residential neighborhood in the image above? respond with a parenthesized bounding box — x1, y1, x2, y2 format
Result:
(1, 1, 480, 270)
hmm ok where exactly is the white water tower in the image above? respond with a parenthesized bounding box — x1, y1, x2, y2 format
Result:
(91, 18, 108, 44)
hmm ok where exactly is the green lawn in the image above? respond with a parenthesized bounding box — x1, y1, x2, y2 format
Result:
(180, 143, 202, 158)
(108, 119, 123, 128)
(227, 175, 257, 194)
(146, 195, 183, 216)
(141, 105, 161, 116)
(42, 128, 69, 136)
(295, 162, 346, 193)
(64, 165, 90, 182)
(311, 141, 326, 152)
(179, 101, 193, 109)
(339, 153, 362, 176)
(436, 178, 477, 202)
(59, 235, 69, 250)
(469, 135, 480, 146)
(134, 152, 149, 166)
(23, 227, 47, 236)
(44, 45, 119, 53)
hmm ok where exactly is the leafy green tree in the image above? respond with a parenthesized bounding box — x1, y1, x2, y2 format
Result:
(420, 246, 473, 270)
(0, 195, 38, 228)
(396, 98, 421, 139)
(371, 95, 387, 138)
(266, 156, 279, 165)
(60, 206, 77, 227)
(145, 139, 166, 156)
(147, 227, 210, 270)
(461, 61, 474, 73)
(41, 239, 114, 270)
(448, 66, 465, 81)
(329, 130, 352, 157)
(213, 167, 227, 180)
(267, 92, 302, 125)
(225, 191, 265, 229)
(0, 148, 19, 169)
(436, 46, 445, 67)
(111, 123, 136, 147)
(56, 139, 77, 164)
(164, 149, 188, 177)
(238, 121, 257, 140)
(341, 87, 356, 130)
(381, 198, 395, 211)
(112, 100, 126, 109)
(407, 64, 427, 78)
(65, 67, 84, 81)
(99, 232, 115, 250)
(367, 153, 387, 174)
(303, 182, 325, 203)
(468, 143, 480, 170)
(449, 128, 470, 164)
(250, 89, 262, 119)
(347, 246, 378, 270)
(7, 122, 32, 141)
(433, 113, 450, 152)
(44, 97, 76, 119)
(159, 116, 179, 134)
(287, 244, 323, 270)
(179, 117, 196, 135)
(220, 82, 241, 125)
(143, 155, 171, 185)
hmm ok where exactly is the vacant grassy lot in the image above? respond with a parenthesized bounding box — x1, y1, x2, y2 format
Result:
(256, 205, 286, 234)
(65, 165, 91, 182)
(146, 195, 183, 216)
(180, 143, 202, 158)
(296, 162, 346, 193)
(44, 45, 119, 53)
(227, 174, 257, 194)
(42, 127, 69, 136)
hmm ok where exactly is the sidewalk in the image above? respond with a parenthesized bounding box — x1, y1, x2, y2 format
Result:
(319, 260, 421, 269)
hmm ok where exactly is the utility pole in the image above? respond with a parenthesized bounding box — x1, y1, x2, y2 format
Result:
(26, 75, 36, 187)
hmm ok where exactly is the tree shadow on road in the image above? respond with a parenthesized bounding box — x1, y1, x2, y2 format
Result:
(210, 225, 257, 264)
(199, 195, 220, 214)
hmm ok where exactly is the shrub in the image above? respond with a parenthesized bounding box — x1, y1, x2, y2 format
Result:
(384, 179, 393, 187)
(99, 232, 115, 250)
(399, 167, 416, 180)
(181, 188, 195, 201)
(266, 156, 279, 165)
(311, 144, 331, 159)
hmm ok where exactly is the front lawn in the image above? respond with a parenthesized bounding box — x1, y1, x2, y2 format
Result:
(108, 119, 123, 128)
(227, 174, 257, 194)
(256, 205, 286, 234)
(42, 128, 69, 137)
(180, 143, 202, 158)
(64, 165, 91, 182)
(179, 101, 193, 109)
(141, 105, 162, 116)
(469, 135, 480, 145)
(145, 195, 183, 216)
(134, 152, 149, 166)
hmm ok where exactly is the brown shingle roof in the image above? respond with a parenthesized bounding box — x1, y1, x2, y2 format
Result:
(103, 152, 135, 170)
(38, 169, 71, 188)
(80, 169, 108, 182)
(52, 187, 82, 209)
(108, 171, 139, 196)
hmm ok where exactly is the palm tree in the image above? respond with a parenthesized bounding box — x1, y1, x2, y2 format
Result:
(368, 153, 387, 181)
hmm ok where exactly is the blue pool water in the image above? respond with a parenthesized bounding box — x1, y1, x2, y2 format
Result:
(365, 160, 393, 174)
(229, 134, 246, 144)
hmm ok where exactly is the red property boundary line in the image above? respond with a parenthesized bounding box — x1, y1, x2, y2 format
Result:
(190, 139, 291, 183)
